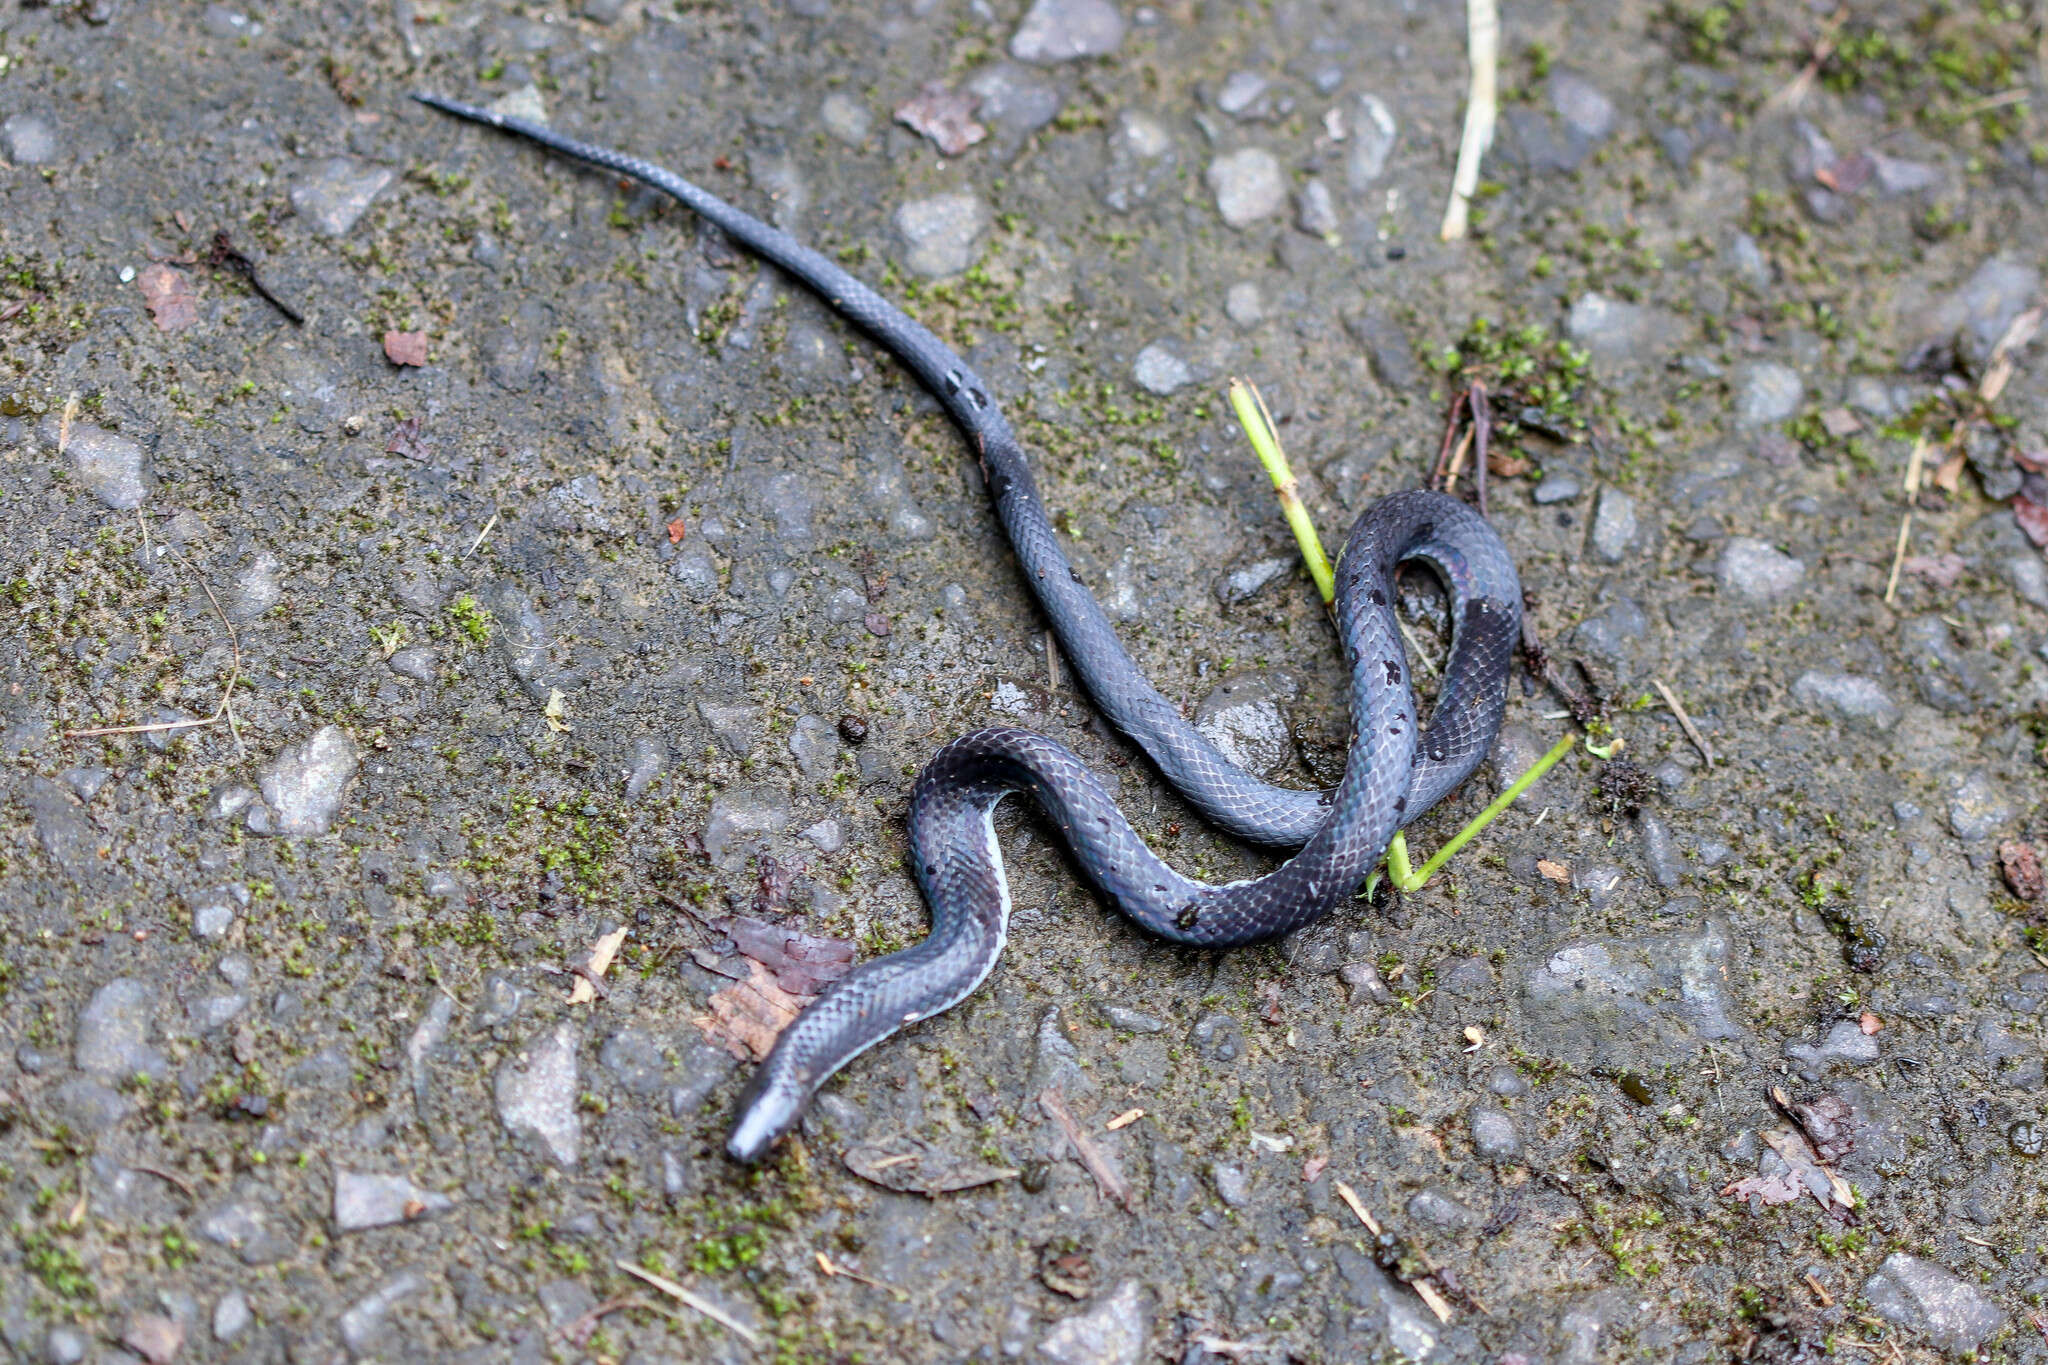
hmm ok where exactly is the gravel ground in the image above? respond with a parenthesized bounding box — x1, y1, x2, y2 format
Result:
(3, 0, 2048, 1361)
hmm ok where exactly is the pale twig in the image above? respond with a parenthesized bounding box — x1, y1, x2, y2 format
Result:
(1440, 0, 1499, 241)
(1883, 436, 1930, 607)
(1039, 1087, 1135, 1210)
(465, 509, 499, 558)
(1651, 678, 1714, 767)
(1760, 6, 1846, 115)
(1395, 617, 1440, 678)
(1045, 629, 1061, 693)
(614, 1260, 763, 1349)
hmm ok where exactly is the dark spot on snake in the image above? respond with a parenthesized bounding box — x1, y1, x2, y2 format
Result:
(1369, 589, 1387, 606)
(1427, 736, 1450, 762)
(1388, 725, 1402, 736)
(944, 369, 963, 393)
(969, 388, 989, 409)
(1176, 904, 1201, 930)
(1317, 790, 1334, 807)
(1383, 660, 1402, 686)
(1394, 795, 1407, 814)
(1069, 568, 1085, 585)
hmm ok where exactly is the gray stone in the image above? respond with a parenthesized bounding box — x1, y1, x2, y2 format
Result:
(703, 791, 790, 864)
(1573, 862, 1629, 909)
(212, 1291, 251, 1344)
(1407, 1187, 1475, 1229)
(964, 62, 1064, 141)
(333, 1171, 454, 1231)
(75, 977, 166, 1080)
(1225, 282, 1263, 327)
(1195, 676, 1291, 778)
(1730, 232, 1771, 288)
(1785, 1020, 1880, 1076)
(2005, 554, 2048, 612)
(1519, 919, 1742, 1073)
(338, 1271, 424, 1353)
(1870, 152, 1939, 196)
(788, 713, 840, 779)
(1549, 73, 1617, 142)
(894, 192, 988, 278)
(189, 886, 239, 940)
(188, 993, 247, 1031)
(1009, 0, 1125, 63)
(197, 1198, 295, 1265)
(1862, 1254, 2005, 1353)
(1791, 671, 1898, 731)
(1913, 256, 2040, 363)
(1566, 293, 1666, 364)
(1206, 147, 1285, 229)
(1468, 1104, 1520, 1160)
(1345, 94, 1398, 189)
(2, 113, 58, 165)
(1589, 486, 1637, 563)
(228, 551, 282, 619)
(624, 734, 667, 800)
(1099, 109, 1177, 212)
(1131, 342, 1193, 396)
(246, 725, 357, 837)
(1032, 1006, 1092, 1096)
(1099, 1004, 1165, 1033)
(1215, 70, 1269, 117)
(388, 645, 436, 682)
(1733, 362, 1803, 427)
(1039, 1280, 1145, 1365)
(1533, 471, 1582, 504)
(1638, 811, 1684, 889)
(481, 581, 563, 700)
(599, 1025, 669, 1096)
(800, 817, 844, 853)
(1209, 1162, 1251, 1207)
(289, 157, 395, 236)
(1344, 309, 1420, 391)
(819, 92, 871, 145)
(1294, 178, 1338, 237)
(56, 421, 148, 509)
(1716, 537, 1805, 602)
(699, 701, 764, 754)
(1216, 557, 1289, 606)
(495, 1022, 582, 1167)
(45, 1327, 86, 1365)
(1947, 770, 2011, 841)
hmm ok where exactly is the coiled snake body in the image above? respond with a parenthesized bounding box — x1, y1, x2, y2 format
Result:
(416, 94, 1522, 1163)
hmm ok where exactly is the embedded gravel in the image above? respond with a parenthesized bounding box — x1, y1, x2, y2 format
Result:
(2, 2, 2047, 1363)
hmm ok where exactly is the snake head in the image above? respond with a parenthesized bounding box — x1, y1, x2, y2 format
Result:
(725, 1059, 807, 1163)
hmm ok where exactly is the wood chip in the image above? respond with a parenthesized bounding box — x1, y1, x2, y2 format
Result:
(1039, 1087, 1135, 1211)
(383, 329, 429, 366)
(1979, 305, 2044, 404)
(1411, 1277, 1454, 1324)
(1806, 1273, 1834, 1307)
(1535, 858, 1570, 884)
(1302, 1154, 1329, 1184)
(1932, 449, 1968, 494)
(1858, 1012, 1883, 1035)
(615, 1260, 763, 1348)
(666, 516, 687, 544)
(2000, 840, 2044, 901)
(692, 959, 805, 1061)
(893, 82, 987, 156)
(1334, 1180, 1384, 1236)
(567, 925, 625, 1005)
(1105, 1108, 1144, 1131)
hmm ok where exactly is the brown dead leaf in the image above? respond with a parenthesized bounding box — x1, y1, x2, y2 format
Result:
(1901, 553, 1966, 587)
(1858, 1012, 1883, 1035)
(665, 516, 687, 544)
(138, 263, 199, 334)
(1762, 1127, 1854, 1208)
(1039, 1245, 1095, 1299)
(1535, 859, 1570, 884)
(842, 1137, 1019, 1197)
(1302, 1153, 1329, 1184)
(2000, 840, 2044, 901)
(383, 330, 429, 366)
(385, 416, 428, 460)
(1979, 305, 2043, 405)
(692, 959, 805, 1061)
(2016, 495, 2048, 550)
(893, 82, 987, 156)
(1789, 1094, 1856, 1164)
(1813, 152, 1873, 194)
(1485, 451, 1531, 478)
(1721, 1168, 1805, 1206)
(719, 915, 857, 996)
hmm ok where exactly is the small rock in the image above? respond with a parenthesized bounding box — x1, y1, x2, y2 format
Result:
(894, 191, 988, 278)
(1216, 70, 1269, 117)
(624, 734, 667, 800)
(55, 421, 149, 510)
(1009, 0, 1125, 63)
(1870, 152, 1938, 196)
(699, 701, 764, 755)
(338, 1271, 425, 1354)
(1589, 487, 1637, 563)
(1549, 73, 1617, 143)
(1407, 1187, 1475, 1230)
(1468, 1105, 1520, 1160)
(703, 791, 790, 864)
(1215, 557, 1289, 606)
(1225, 282, 1263, 327)
(495, 1022, 582, 1167)
(246, 725, 358, 836)
(75, 977, 167, 1080)
(2, 112, 59, 165)
(45, 1327, 87, 1365)
(212, 1291, 251, 1344)
(1039, 1280, 1145, 1365)
(819, 92, 871, 144)
(1519, 919, 1742, 1073)
(788, 713, 839, 779)
(332, 1171, 453, 1232)
(1294, 178, 1339, 237)
(1733, 362, 1804, 427)
(1786, 1020, 1880, 1076)
(1206, 147, 1285, 229)
(1861, 1253, 2005, 1353)
(1791, 671, 1899, 731)
(387, 645, 435, 682)
(964, 62, 1065, 141)
(289, 157, 395, 236)
(1131, 342, 1193, 396)
(1344, 309, 1420, 391)
(1716, 537, 1805, 602)
(1638, 811, 1684, 889)
(1195, 676, 1292, 777)
(1566, 293, 1665, 364)
(1346, 94, 1398, 189)
(1210, 1163, 1251, 1207)
(190, 885, 244, 939)
(800, 818, 845, 853)
(1099, 1004, 1165, 1033)
(475, 970, 526, 1028)
(1533, 471, 1582, 504)
(1947, 770, 2011, 842)
(228, 552, 283, 620)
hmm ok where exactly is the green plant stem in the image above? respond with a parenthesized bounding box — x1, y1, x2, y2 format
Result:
(1229, 378, 1574, 894)
(1228, 378, 1335, 604)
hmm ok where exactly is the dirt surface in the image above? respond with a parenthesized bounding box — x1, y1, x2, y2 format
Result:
(3, 0, 2048, 1361)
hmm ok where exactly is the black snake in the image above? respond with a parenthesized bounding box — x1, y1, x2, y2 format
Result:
(414, 93, 1522, 1164)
